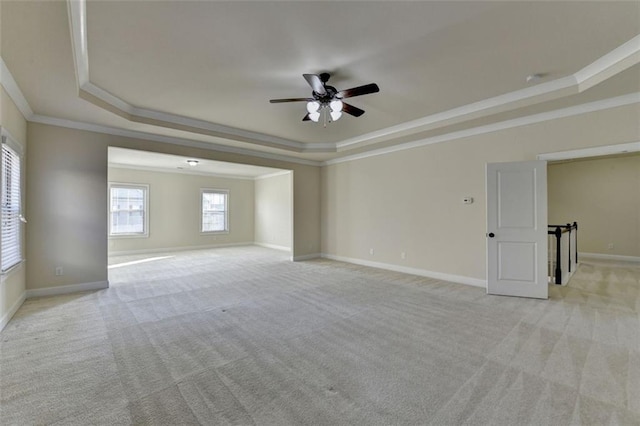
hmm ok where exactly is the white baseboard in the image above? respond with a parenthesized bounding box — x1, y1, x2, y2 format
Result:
(293, 253, 321, 261)
(0, 290, 26, 333)
(109, 242, 254, 257)
(26, 280, 109, 298)
(321, 253, 486, 288)
(579, 252, 640, 263)
(254, 242, 291, 252)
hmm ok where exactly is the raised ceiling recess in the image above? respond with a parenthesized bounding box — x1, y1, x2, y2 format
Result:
(1, 1, 638, 164)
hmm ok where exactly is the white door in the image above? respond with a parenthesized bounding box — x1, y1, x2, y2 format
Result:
(486, 160, 548, 299)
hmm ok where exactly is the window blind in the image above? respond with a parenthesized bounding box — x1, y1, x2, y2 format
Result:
(1, 141, 22, 272)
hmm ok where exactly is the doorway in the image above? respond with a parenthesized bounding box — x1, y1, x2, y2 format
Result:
(547, 152, 640, 263)
(107, 147, 294, 280)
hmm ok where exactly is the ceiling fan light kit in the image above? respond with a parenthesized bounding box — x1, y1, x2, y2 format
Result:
(305, 99, 344, 123)
(270, 72, 379, 126)
(306, 101, 320, 114)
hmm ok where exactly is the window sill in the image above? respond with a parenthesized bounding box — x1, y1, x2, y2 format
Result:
(109, 234, 149, 239)
(1, 260, 25, 283)
(201, 231, 229, 235)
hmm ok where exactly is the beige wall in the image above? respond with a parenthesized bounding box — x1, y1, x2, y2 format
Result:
(548, 154, 640, 258)
(16, 99, 640, 295)
(108, 167, 255, 254)
(321, 104, 640, 281)
(1, 87, 28, 326)
(254, 172, 293, 251)
(26, 122, 320, 291)
(27, 124, 108, 290)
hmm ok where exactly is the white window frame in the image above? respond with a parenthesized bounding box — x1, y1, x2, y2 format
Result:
(1, 132, 25, 275)
(200, 188, 229, 234)
(108, 183, 149, 238)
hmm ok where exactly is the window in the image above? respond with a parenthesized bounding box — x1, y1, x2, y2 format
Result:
(109, 183, 149, 237)
(1, 136, 23, 272)
(201, 189, 228, 233)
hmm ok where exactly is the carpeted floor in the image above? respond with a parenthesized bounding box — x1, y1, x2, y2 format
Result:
(1, 246, 639, 425)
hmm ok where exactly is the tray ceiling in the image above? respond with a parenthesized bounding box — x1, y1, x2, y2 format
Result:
(1, 1, 639, 163)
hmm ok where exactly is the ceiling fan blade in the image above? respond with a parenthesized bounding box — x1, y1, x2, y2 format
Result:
(337, 83, 379, 99)
(302, 114, 311, 121)
(303, 74, 327, 95)
(342, 102, 365, 117)
(269, 98, 312, 103)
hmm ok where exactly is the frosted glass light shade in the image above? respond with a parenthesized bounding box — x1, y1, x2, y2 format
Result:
(330, 111, 342, 121)
(309, 112, 321, 122)
(306, 101, 320, 113)
(330, 100, 343, 112)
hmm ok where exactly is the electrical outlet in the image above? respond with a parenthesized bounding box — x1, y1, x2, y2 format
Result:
(369, 248, 374, 255)
(55, 266, 63, 276)
(607, 243, 614, 250)
(401, 252, 406, 259)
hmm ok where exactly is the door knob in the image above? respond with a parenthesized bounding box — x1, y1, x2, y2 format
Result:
(487, 232, 495, 238)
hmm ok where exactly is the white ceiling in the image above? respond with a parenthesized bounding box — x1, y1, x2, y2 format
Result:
(1, 1, 639, 163)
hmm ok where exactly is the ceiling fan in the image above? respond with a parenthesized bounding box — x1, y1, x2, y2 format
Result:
(270, 73, 380, 124)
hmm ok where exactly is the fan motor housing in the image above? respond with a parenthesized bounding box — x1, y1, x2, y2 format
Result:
(314, 85, 338, 103)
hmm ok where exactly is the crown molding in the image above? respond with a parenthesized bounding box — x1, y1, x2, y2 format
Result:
(29, 114, 321, 166)
(324, 92, 640, 166)
(108, 163, 262, 180)
(337, 35, 640, 151)
(574, 34, 640, 91)
(65, 0, 640, 155)
(3, 48, 638, 169)
(335, 75, 578, 150)
(66, 1, 323, 154)
(537, 141, 640, 162)
(7, 2, 640, 167)
(0, 57, 34, 119)
(1, 52, 321, 166)
(77, 81, 336, 153)
(67, 0, 89, 87)
(254, 170, 292, 180)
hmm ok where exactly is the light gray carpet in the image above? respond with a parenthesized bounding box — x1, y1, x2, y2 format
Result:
(1, 246, 639, 425)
